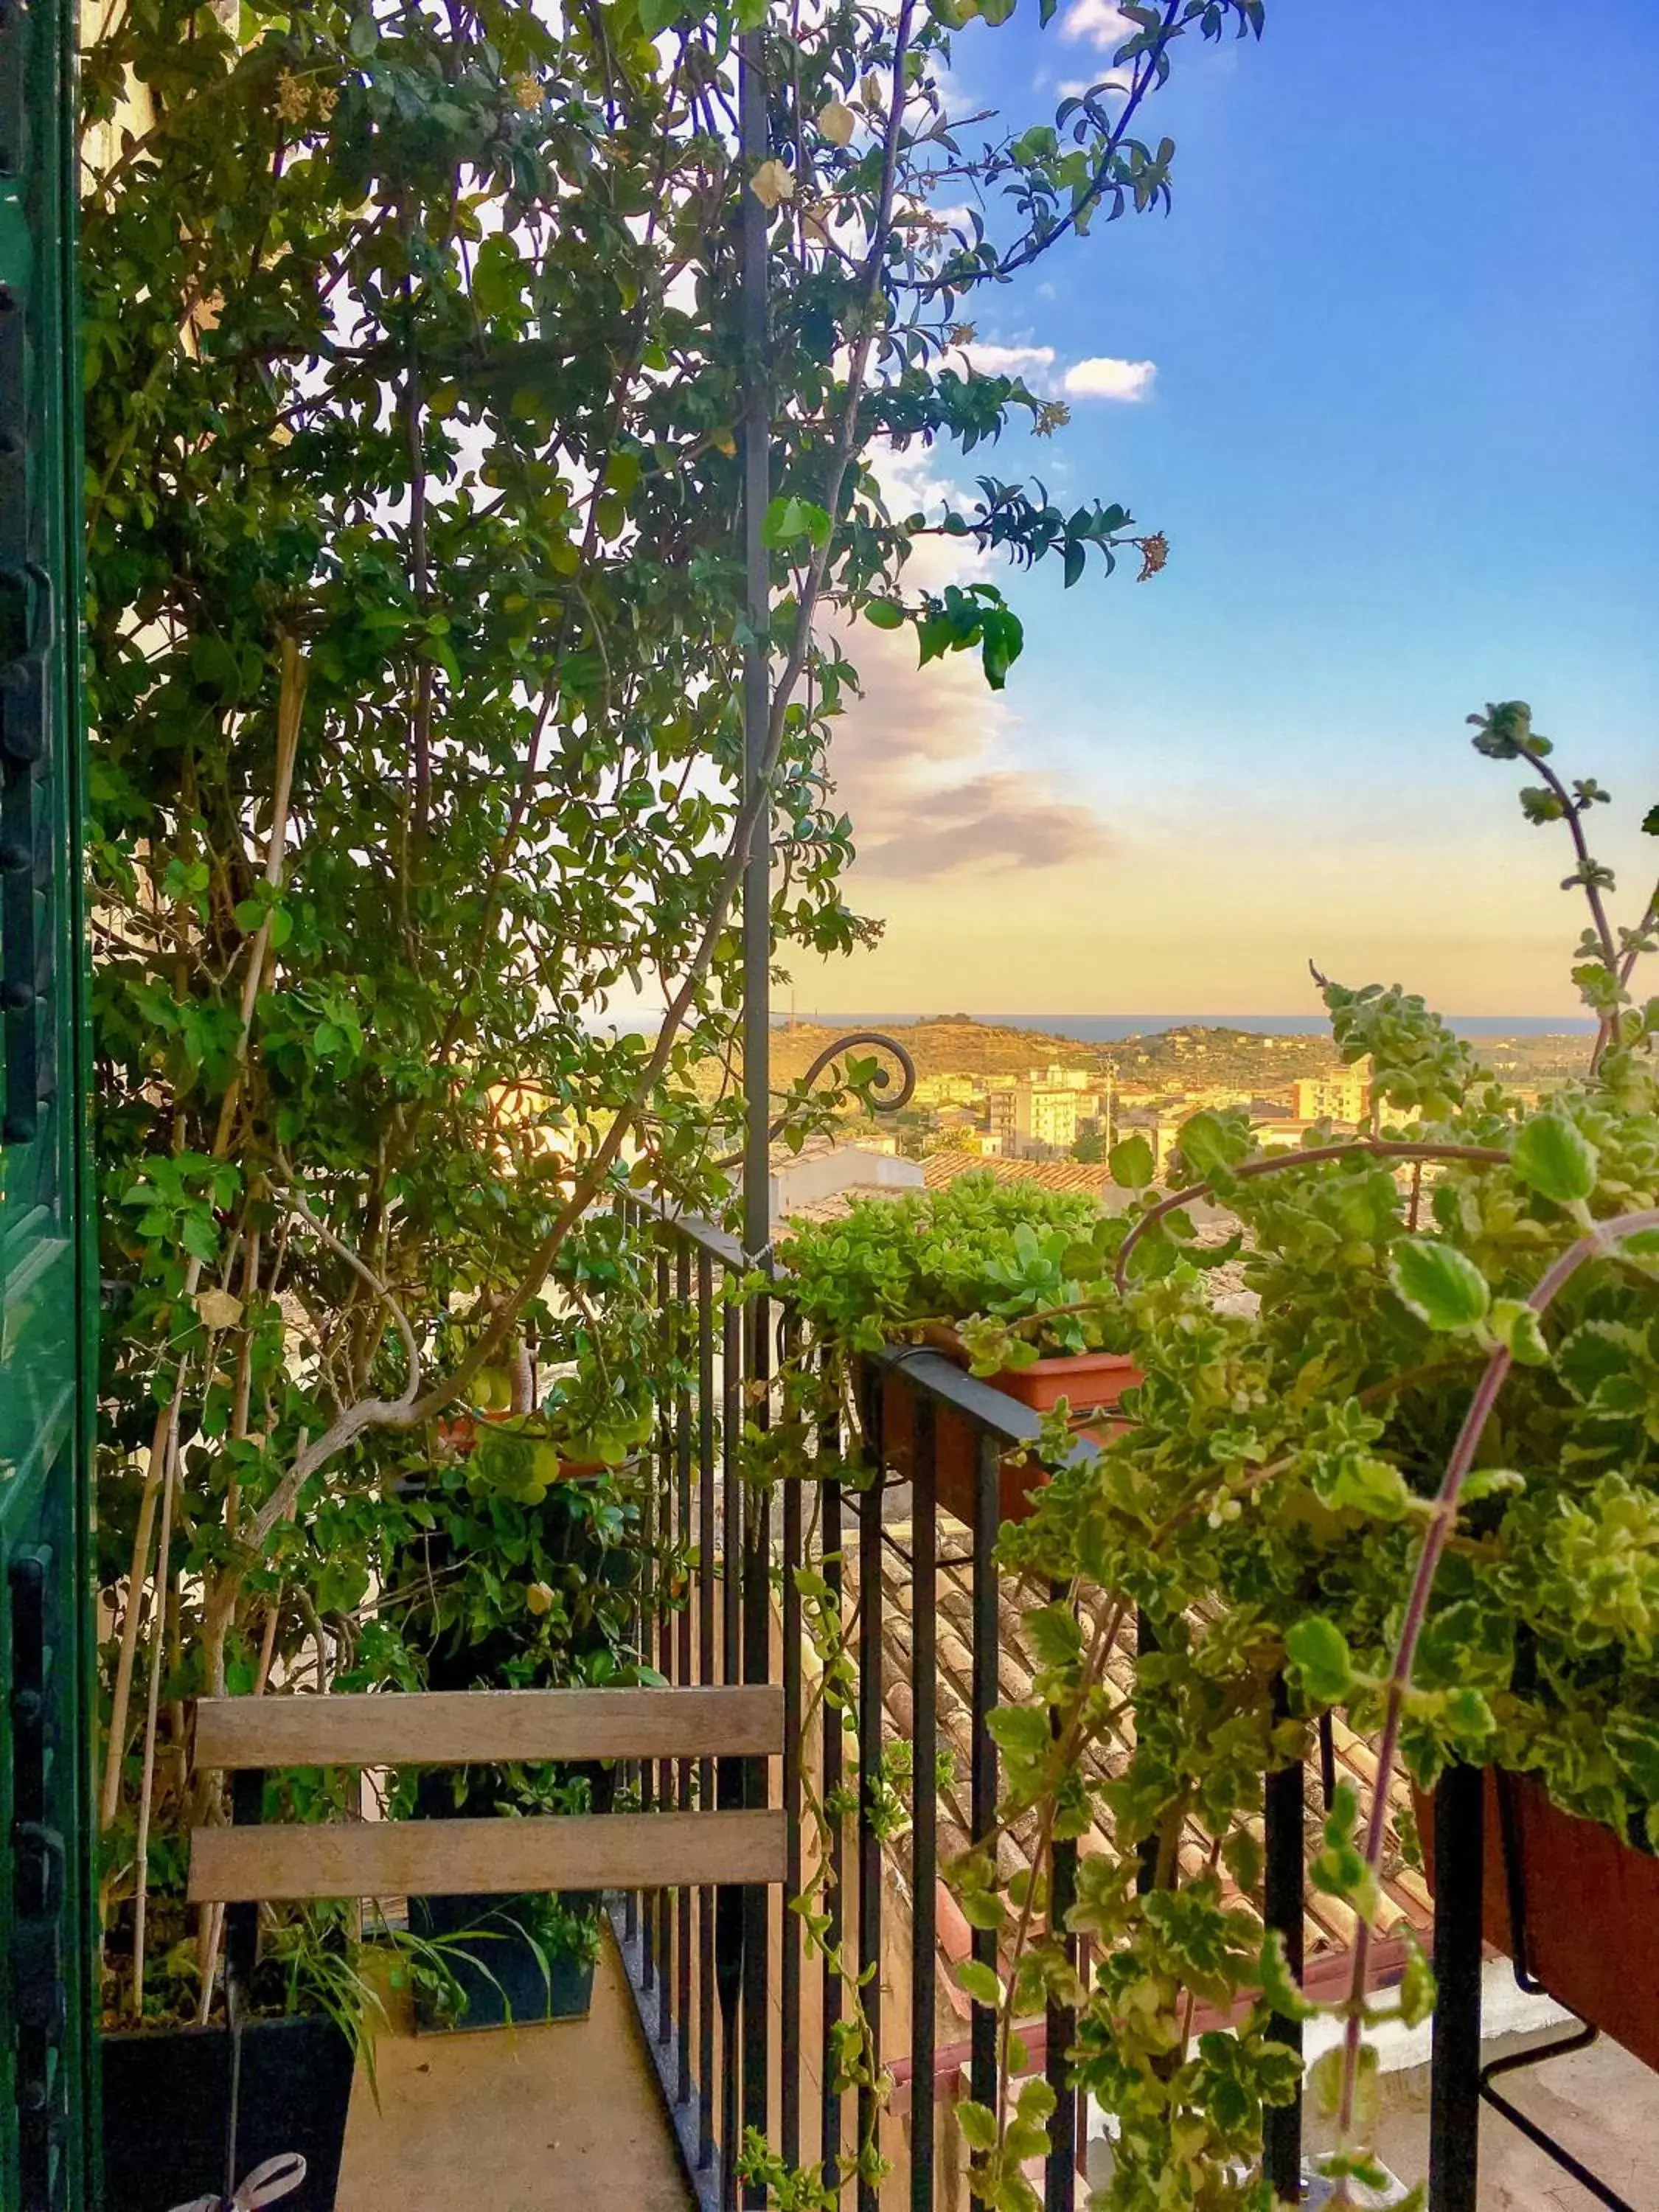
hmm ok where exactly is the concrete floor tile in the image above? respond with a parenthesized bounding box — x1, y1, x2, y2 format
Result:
(336, 1927, 692, 2211)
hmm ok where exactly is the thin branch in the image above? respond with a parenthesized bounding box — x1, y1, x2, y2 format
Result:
(128, 1409, 181, 2017)
(248, 1173, 425, 1549)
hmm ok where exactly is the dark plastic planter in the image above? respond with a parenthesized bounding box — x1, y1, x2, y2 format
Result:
(860, 1344, 1141, 1528)
(101, 2015, 354, 2212)
(1417, 1767, 1659, 2070)
(408, 1891, 598, 2032)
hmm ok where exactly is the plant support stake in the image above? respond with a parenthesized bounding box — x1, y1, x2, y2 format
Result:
(740, 27, 771, 1272)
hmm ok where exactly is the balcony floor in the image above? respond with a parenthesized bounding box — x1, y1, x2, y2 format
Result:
(336, 1924, 692, 2211)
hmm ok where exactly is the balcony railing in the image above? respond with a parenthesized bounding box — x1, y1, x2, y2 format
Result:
(611, 1203, 1520, 2212)
(608, 1204, 1241, 2209)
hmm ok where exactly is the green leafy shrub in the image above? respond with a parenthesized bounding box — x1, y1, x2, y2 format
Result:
(776, 1175, 1125, 1357)
(84, 0, 1244, 2028)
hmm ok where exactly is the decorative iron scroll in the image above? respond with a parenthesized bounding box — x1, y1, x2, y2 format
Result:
(785, 1029, 917, 1123)
(711, 1028, 916, 1174)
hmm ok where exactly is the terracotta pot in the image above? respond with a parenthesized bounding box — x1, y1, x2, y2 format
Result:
(434, 1413, 608, 1481)
(860, 1343, 1141, 1529)
(1416, 1767, 1659, 2070)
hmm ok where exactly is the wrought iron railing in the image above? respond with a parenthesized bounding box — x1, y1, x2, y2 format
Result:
(610, 1203, 1554, 2212)
(602, 1203, 1312, 2209)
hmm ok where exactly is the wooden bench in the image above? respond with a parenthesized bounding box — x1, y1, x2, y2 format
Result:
(189, 1684, 785, 1905)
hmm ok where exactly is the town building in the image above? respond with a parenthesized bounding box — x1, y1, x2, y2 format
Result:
(1290, 1063, 1373, 1124)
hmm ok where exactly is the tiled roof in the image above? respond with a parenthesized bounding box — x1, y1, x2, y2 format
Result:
(847, 1516, 1430, 2055)
(921, 1154, 1118, 1199)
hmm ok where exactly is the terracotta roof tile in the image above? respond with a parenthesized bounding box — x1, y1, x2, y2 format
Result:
(846, 1517, 1428, 2016)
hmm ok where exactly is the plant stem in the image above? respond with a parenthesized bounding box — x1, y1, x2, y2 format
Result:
(128, 1411, 181, 2017)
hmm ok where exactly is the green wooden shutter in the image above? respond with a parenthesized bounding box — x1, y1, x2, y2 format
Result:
(1, 1, 100, 2205)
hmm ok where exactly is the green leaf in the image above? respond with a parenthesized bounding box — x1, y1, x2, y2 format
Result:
(1284, 1615, 1354, 1705)
(1397, 1928, 1436, 2027)
(1222, 1827, 1262, 1897)
(1389, 1237, 1490, 1332)
(1257, 1928, 1314, 2020)
(1310, 1450, 1413, 1521)
(1512, 1112, 1599, 1206)
(1459, 1466, 1526, 1503)
(1173, 1107, 1250, 1179)
(1308, 2042, 1377, 2126)
(1108, 1133, 1154, 1190)
(1488, 1298, 1550, 1367)
(987, 1704, 1054, 1760)
(956, 2098, 998, 2153)
(955, 1958, 1002, 2009)
(761, 495, 832, 549)
(1024, 1601, 1082, 1670)
(1015, 2076, 1056, 2126)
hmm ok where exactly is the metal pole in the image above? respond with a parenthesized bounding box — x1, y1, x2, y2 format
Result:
(1428, 1764, 1484, 2212)
(1262, 1677, 1304, 2201)
(738, 29, 771, 1270)
(736, 60, 773, 2196)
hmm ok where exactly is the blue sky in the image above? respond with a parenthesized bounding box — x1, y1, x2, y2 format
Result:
(807, 0, 1659, 1018)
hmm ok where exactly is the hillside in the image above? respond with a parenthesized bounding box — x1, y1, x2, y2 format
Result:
(767, 1016, 1346, 1093)
(762, 1015, 1592, 1099)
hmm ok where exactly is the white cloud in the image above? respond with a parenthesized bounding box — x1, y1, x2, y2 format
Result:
(959, 341, 1057, 382)
(1062, 355, 1157, 402)
(1056, 67, 1135, 100)
(1060, 0, 1132, 51)
(819, 438, 1113, 882)
(945, 340, 1157, 404)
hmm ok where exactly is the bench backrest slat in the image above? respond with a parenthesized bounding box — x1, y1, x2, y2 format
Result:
(187, 1808, 786, 1904)
(193, 1685, 782, 1770)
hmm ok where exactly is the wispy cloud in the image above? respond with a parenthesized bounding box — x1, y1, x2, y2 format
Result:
(853, 770, 1110, 881)
(1060, 0, 1132, 52)
(1062, 355, 1157, 401)
(959, 340, 1057, 381)
(821, 445, 1113, 883)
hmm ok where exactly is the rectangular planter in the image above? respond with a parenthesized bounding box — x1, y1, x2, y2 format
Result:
(860, 1346, 1141, 1529)
(408, 1890, 598, 2031)
(101, 2014, 354, 2212)
(1417, 1767, 1659, 2071)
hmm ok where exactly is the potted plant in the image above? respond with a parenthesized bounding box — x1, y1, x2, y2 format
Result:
(383, 1349, 660, 2033)
(774, 1176, 1165, 1523)
(100, 1917, 372, 2212)
(940, 706, 1659, 2208)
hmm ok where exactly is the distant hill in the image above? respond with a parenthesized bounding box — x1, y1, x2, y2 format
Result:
(765, 1016, 1346, 1091)
(675, 1014, 1593, 1108)
(757, 1015, 1592, 1098)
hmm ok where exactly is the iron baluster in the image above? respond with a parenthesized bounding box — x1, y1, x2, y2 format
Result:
(821, 1360, 846, 2196)
(1427, 1764, 1484, 2212)
(781, 1319, 804, 2172)
(969, 1431, 1001, 2128)
(1262, 1674, 1305, 2201)
(1044, 1583, 1079, 2212)
(697, 1248, 718, 2173)
(856, 1366, 886, 2212)
(910, 1399, 939, 2210)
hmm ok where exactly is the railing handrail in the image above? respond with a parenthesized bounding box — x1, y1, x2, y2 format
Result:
(643, 1204, 1045, 1447)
